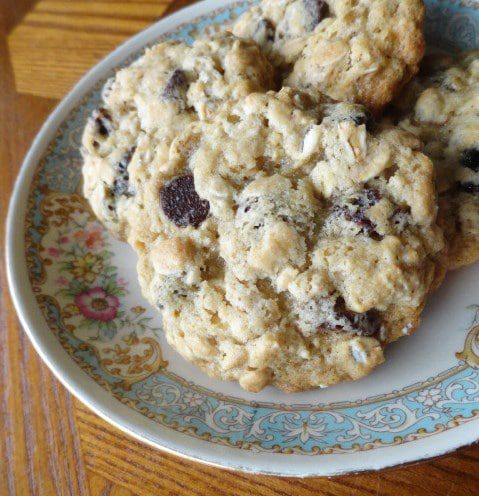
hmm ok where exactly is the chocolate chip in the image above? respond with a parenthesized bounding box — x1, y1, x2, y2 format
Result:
(334, 189, 384, 240)
(459, 182, 479, 194)
(354, 189, 382, 208)
(350, 110, 376, 132)
(239, 197, 264, 228)
(460, 147, 479, 172)
(368, 230, 384, 242)
(120, 148, 135, 170)
(329, 106, 375, 132)
(303, 0, 329, 31)
(390, 205, 410, 232)
(161, 69, 188, 100)
(255, 18, 275, 43)
(350, 213, 381, 240)
(240, 197, 259, 215)
(112, 147, 136, 197)
(333, 297, 381, 337)
(94, 108, 112, 137)
(160, 175, 210, 228)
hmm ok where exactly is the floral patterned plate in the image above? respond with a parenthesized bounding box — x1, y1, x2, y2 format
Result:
(6, 0, 479, 477)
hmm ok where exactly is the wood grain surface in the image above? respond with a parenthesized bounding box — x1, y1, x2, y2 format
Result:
(1, 1, 478, 494)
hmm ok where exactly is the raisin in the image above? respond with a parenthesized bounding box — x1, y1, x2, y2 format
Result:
(94, 108, 112, 137)
(160, 175, 210, 228)
(350, 110, 376, 132)
(460, 147, 479, 172)
(112, 147, 136, 197)
(161, 69, 187, 100)
(333, 297, 381, 337)
(459, 182, 479, 194)
(303, 0, 329, 31)
(255, 18, 275, 43)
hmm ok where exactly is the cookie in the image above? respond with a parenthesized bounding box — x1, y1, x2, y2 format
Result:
(136, 89, 444, 392)
(232, 0, 425, 114)
(81, 33, 275, 241)
(397, 51, 479, 269)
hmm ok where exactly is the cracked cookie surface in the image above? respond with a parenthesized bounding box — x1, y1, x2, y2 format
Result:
(398, 51, 479, 269)
(136, 89, 444, 392)
(232, 0, 425, 113)
(81, 33, 274, 242)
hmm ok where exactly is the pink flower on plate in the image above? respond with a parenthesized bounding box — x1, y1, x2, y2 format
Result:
(59, 236, 69, 244)
(55, 276, 69, 286)
(48, 247, 60, 257)
(85, 225, 104, 250)
(75, 287, 119, 322)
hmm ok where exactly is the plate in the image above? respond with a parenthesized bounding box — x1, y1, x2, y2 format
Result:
(6, 0, 479, 477)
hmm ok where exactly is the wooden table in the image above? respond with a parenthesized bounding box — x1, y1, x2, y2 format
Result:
(1, 1, 478, 494)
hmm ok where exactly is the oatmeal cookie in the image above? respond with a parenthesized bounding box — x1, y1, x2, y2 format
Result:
(81, 33, 274, 241)
(136, 89, 444, 392)
(232, 0, 425, 113)
(398, 51, 479, 269)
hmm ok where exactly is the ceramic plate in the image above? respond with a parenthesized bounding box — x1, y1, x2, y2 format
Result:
(6, 0, 479, 477)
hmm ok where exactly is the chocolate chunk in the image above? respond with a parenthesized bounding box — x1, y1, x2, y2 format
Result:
(160, 175, 210, 228)
(161, 69, 188, 100)
(112, 147, 136, 197)
(333, 297, 381, 337)
(460, 147, 479, 172)
(303, 0, 329, 31)
(459, 182, 479, 194)
(255, 18, 275, 44)
(94, 108, 112, 137)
